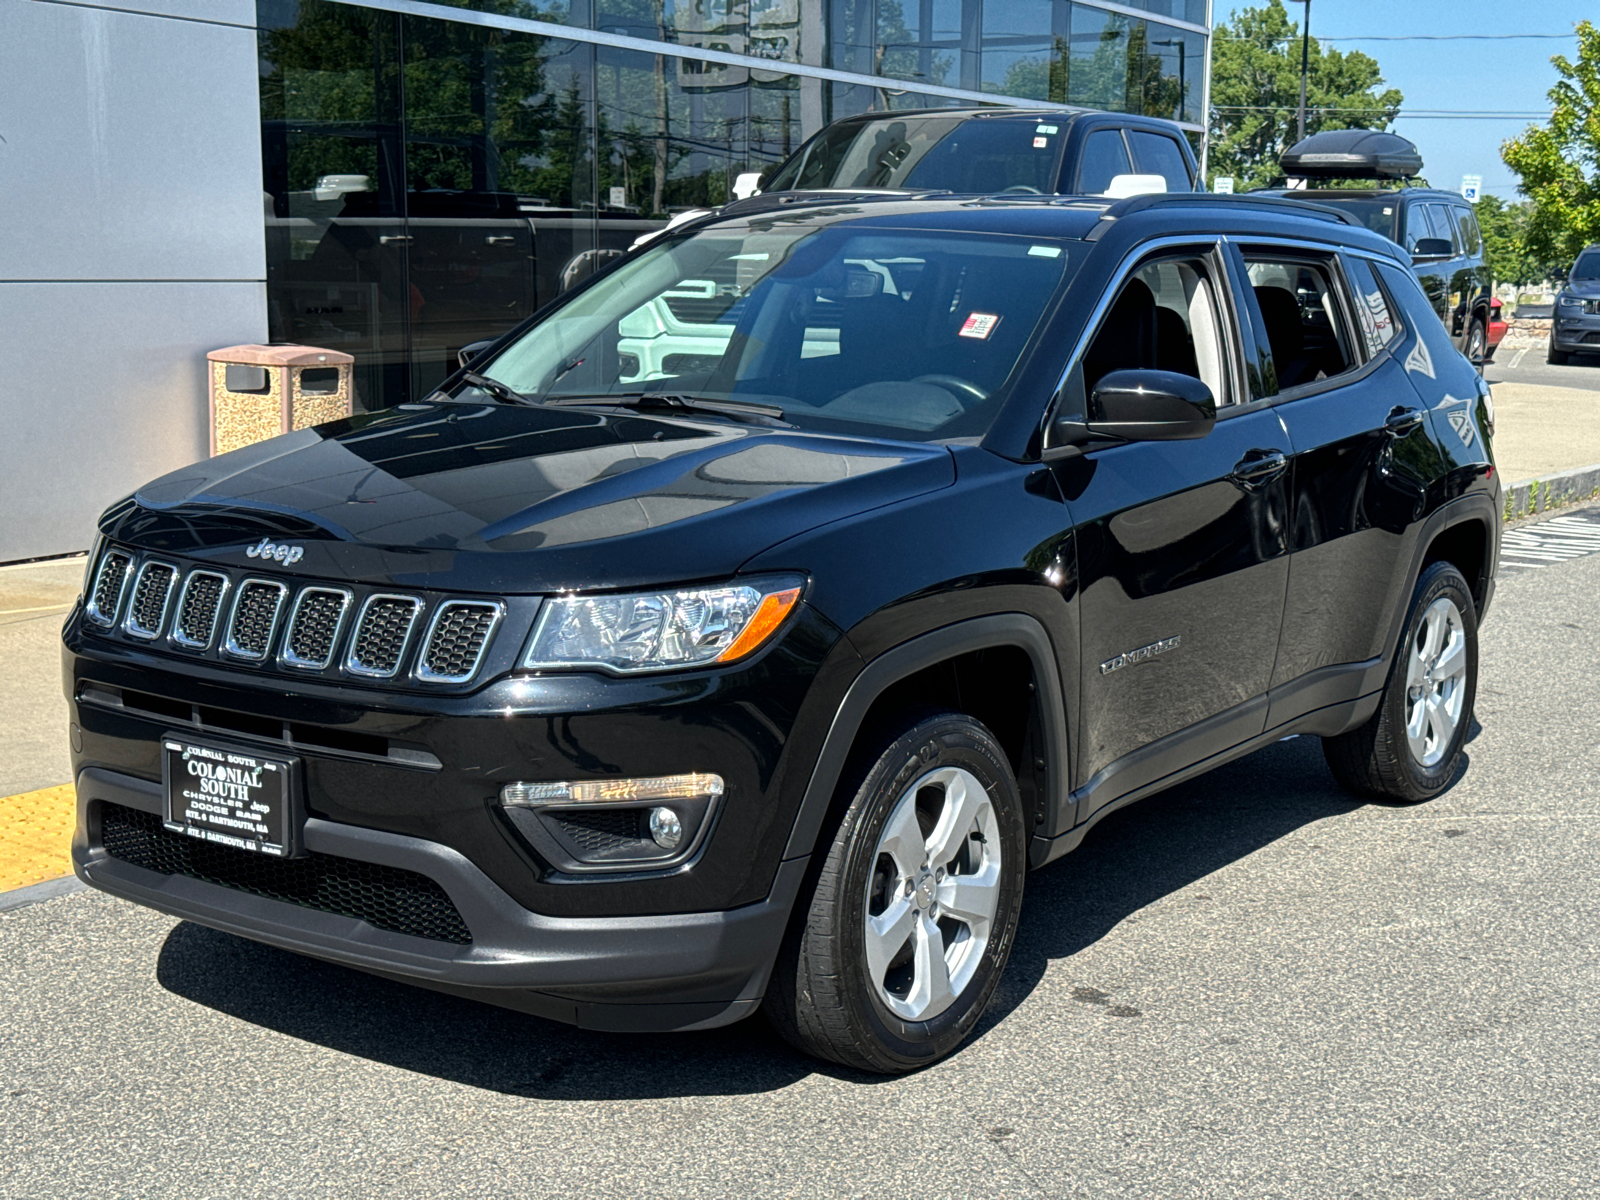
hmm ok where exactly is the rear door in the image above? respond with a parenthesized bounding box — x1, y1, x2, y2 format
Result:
(1231, 244, 1444, 727)
(1048, 241, 1292, 814)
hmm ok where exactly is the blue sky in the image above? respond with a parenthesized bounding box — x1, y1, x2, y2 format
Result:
(1213, 0, 1591, 198)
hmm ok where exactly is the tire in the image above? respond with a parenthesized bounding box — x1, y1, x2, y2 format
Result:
(1548, 335, 1571, 365)
(1322, 561, 1478, 803)
(765, 709, 1028, 1074)
(1466, 319, 1487, 369)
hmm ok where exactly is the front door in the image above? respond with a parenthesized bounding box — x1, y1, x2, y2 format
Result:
(1050, 246, 1292, 814)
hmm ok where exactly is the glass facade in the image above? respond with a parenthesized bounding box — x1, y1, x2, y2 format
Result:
(258, 0, 1208, 409)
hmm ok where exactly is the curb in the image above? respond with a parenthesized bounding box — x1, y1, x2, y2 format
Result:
(0, 874, 85, 914)
(1504, 463, 1600, 523)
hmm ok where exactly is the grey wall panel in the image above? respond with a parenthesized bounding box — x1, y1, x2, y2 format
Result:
(32, 0, 254, 25)
(0, 280, 268, 562)
(0, 0, 265, 282)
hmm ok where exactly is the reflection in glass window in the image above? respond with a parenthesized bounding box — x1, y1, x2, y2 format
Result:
(980, 0, 1062, 101)
(1066, 6, 1129, 112)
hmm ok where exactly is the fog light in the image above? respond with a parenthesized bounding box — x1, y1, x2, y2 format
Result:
(649, 806, 683, 850)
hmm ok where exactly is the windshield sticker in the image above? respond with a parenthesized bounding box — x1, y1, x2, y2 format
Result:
(1036, 124, 1059, 135)
(1033, 136, 1049, 149)
(1028, 245, 1062, 258)
(959, 313, 1001, 340)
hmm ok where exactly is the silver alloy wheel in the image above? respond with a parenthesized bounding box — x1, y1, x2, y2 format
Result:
(862, 766, 1003, 1021)
(1405, 596, 1468, 767)
(1468, 323, 1486, 365)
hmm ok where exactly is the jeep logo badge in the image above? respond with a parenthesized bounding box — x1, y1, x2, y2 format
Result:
(244, 538, 305, 566)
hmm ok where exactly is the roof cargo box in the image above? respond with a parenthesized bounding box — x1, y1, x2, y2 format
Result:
(1280, 129, 1422, 180)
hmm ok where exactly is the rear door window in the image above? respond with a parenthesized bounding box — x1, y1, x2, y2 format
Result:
(1076, 129, 1131, 195)
(1455, 207, 1483, 257)
(1242, 254, 1358, 394)
(1426, 204, 1462, 253)
(1126, 130, 1192, 192)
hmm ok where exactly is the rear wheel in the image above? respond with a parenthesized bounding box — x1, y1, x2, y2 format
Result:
(765, 710, 1027, 1073)
(1465, 319, 1487, 369)
(1323, 561, 1478, 803)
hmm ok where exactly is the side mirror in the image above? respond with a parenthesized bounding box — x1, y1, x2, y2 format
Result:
(1050, 370, 1216, 451)
(1411, 237, 1453, 261)
(458, 339, 496, 370)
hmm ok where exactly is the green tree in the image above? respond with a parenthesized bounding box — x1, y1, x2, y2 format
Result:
(1208, 0, 1402, 191)
(1474, 195, 1565, 289)
(1501, 20, 1600, 267)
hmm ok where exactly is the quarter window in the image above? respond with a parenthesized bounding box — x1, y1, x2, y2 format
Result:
(1342, 257, 1403, 358)
(1243, 255, 1357, 393)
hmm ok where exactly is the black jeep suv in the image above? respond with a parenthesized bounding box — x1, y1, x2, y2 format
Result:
(65, 191, 1499, 1073)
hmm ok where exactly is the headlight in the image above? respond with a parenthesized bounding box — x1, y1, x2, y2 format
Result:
(523, 576, 803, 673)
(1559, 295, 1583, 308)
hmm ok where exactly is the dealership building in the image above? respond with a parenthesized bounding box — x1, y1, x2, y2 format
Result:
(0, 0, 1211, 562)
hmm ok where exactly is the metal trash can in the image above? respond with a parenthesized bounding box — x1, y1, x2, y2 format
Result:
(206, 344, 355, 457)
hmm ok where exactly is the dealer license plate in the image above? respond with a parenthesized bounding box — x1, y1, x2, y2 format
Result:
(162, 739, 302, 859)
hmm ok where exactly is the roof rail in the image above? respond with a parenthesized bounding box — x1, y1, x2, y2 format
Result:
(1084, 191, 1362, 240)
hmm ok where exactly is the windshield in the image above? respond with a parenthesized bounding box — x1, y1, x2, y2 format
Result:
(476, 221, 1076, 442)
(1572, 251, 1600, 281)
(765, 116, 1062, 194)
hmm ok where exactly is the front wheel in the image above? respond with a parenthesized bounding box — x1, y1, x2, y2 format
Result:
(1322, 561, 1478, 803)
(765, 710, 1028, 1073)
(1548, 334, 1571, 365)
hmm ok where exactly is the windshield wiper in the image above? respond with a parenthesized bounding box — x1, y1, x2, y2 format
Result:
(459, 371, 537, 406)
(544, 392, 790, 425)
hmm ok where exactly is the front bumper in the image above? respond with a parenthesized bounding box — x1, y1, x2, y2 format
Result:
(74, 766, 807, 1031)
(1551, 311, 1600, 351)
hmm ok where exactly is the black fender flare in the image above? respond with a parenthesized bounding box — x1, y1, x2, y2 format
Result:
(780, 613, 1070, 864)
(1375, 489, 1501, 677)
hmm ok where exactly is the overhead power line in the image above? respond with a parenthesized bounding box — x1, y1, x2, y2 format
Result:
(1238, 32, 1578, 45)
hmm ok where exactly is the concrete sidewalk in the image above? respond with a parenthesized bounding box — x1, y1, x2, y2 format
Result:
(1490, 379, 1600, 484)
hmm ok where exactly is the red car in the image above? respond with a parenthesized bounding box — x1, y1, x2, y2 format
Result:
(1485, 297, 1507, 361)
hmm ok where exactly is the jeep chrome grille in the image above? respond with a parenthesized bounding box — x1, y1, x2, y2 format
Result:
(83, 552, 504, 685)
(224, 579, 289, 660)
(281, 587, 351, 670)
(123, 561, 178, 639)
(87, 550, 133, 626)
(171, 571, 228, 649)
(346, 594, 424, 678)
(417, 602, 502, 683)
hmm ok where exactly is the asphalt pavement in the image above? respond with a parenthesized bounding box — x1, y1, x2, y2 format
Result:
(1482, 350, 1600, 485)
(3, 550, 1598, 1198)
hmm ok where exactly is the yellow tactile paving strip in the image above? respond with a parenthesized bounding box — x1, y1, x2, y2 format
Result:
(0, 784, 77, 892)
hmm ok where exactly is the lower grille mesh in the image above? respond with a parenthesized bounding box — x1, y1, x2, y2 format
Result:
(99, 803, 472, 944)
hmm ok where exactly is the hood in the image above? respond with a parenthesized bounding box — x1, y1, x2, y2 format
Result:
(110, 403, 954, 593)
(1564, 279, 1600, 299)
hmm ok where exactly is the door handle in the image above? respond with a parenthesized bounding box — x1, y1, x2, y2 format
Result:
(485, 235, 517, 245)
(1229, 450, 1288, 491)
(1385, 407, 1425, 436)
(378, 235, 414, 245)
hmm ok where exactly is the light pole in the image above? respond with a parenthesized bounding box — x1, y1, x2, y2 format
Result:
(1296, 0, 1311, 142)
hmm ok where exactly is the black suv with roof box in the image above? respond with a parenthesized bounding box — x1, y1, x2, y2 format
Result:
(1255, 130, 1494, 364)
(66, 189, 1499, 1073)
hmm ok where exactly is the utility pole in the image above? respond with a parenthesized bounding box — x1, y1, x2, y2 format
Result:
(1296, 0, 1311, 142)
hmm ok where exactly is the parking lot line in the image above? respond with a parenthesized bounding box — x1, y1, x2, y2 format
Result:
(0, 784, 77, 893)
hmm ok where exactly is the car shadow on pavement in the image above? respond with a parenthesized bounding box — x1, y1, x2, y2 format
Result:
(155, 732, 1468, 1098)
